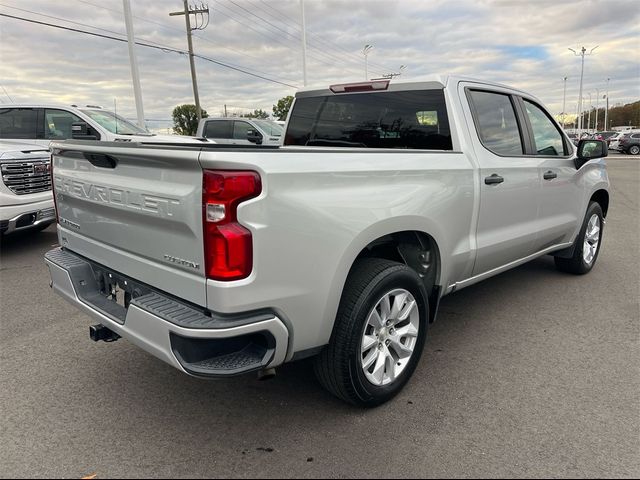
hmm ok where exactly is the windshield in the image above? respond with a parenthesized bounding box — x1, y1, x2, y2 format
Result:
(253, 120, 284, 136)
(80, 109, 150, 135)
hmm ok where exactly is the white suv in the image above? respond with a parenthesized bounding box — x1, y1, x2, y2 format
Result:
(0, 104, 204, 146)
(0, 141, 54, 235)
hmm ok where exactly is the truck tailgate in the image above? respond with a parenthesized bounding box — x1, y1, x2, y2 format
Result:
(51, 142, 207, 306)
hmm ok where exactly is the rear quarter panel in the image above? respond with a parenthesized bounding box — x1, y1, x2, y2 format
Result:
(199, 148, 476, 358)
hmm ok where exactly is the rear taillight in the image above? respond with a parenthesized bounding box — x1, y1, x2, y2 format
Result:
(50, 154, 59, 223)
(203, 170, 261, 281)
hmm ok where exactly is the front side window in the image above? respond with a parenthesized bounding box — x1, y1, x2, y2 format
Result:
(0, 108, 37, 139)
(204, 120, 232, 139)
(44, 109, 82, 140)
(79, 109, 149, 135)
(524, 100, 566, 156)
(468, 90, 523, 156)
(285, 90, 452, 150)
(252, 120, 283, 136)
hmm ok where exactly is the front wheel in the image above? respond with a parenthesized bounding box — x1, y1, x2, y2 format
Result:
(314, 258, 429, 407)
(555, 202, 604, 275)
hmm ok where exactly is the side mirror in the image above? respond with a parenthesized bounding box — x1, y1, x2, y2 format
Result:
(575, 139, 608, 169)
(247, 130, 263, 145)
(71, 121, 98, 140)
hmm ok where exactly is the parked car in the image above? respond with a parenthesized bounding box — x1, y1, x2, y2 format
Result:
(0, 141, 54, 236)
(45, 76, 609, 407)
(566, 133, 580, 146)
(0, 104, 206, 146)
(608, 132, 625, 151)
(617, 132, 640, 155)
(196, 117, 283, 145)
(596, 131, 618, 143)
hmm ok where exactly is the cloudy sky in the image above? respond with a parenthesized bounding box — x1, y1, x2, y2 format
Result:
(1, 0, 638, 131)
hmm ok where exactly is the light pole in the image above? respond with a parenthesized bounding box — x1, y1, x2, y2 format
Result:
(562, 76, 568, 129)
(123, 0, 145, 128)
(300, 0, 307, 86)
(605, 77, 610, 130)
(362, 44, 373, 80)
(595, 88, 600, 132)
(587, 92, 592, 132)
(569, 46, 598, 135)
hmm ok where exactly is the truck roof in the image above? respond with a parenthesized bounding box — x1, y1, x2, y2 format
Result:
(296, 74, 532, 99)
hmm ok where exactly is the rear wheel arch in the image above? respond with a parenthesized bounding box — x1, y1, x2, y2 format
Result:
(352, 230, 442, 323)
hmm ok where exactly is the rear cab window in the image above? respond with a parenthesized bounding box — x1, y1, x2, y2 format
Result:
(285, 89, 453, 150)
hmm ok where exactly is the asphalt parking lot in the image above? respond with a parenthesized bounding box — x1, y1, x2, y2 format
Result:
(1, 154, 638, 479)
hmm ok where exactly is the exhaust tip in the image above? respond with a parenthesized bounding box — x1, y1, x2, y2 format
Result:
(257, 368, 276, 381)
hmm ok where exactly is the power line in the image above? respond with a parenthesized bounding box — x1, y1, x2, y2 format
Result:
(1, 85, 14, 102)
(252, 0, 396, 72)
(0, 13, 299, 89)
(68, 0, 298, 80)
(216, 2, 372, 77)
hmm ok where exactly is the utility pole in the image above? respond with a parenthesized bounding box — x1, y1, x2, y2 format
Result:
(587, 92, 592, 132)
(595, 88, 600, 132)
(569, 46, 598, 135)
(300, 0, 307, 86)
(123, 0, 145, 128)
(562, 76, 567, 129)
(605, 77, 610, 130)
(362, 44, 373, 80)
(170, 2, 209, 122)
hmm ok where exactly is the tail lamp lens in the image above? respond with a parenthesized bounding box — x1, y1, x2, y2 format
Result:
(203, 170, 261, 281)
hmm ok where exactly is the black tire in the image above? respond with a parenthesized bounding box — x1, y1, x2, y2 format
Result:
(314, 258, 429, 407)
(554, 202, 604, 275)
(628, 145, 640, 155)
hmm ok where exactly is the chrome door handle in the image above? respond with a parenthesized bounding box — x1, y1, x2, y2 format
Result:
(543, 171, 558, 180)
(484, 174, 504, 185)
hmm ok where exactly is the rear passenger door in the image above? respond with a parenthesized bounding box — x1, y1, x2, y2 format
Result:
(464, 87, 540, 276)
(0, 108, 38, 143)
(203, 120, 233, 144)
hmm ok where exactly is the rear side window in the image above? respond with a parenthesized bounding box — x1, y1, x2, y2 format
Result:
(204, 120, 232, 139)
(468, 90, 523, 156)
(285, 90, 452, 150)
(44, 109, 82, 140)
(523, 100, 566, 156)
(0, 108, 37, 139)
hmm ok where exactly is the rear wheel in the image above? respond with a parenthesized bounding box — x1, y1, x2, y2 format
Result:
(314, 258, 429, 407)
(628, 145, 640, 155)
(555, 202, 604, 275)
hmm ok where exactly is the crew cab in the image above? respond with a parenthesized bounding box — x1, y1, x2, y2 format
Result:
(45, 76, 610, 406)
(0, 141, 54, 235)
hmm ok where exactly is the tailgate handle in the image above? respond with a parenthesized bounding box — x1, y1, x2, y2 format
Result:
(83, 153, 118, 169)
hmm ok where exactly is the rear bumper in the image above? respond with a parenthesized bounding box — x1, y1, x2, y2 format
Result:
(45, 247, 289, 377)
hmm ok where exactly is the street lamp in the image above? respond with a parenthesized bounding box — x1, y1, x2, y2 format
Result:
(605, 78, 610, 130)
(362, 44, 373, 80)
(569, 46, 598, 135)
(562, 76, 568, 129)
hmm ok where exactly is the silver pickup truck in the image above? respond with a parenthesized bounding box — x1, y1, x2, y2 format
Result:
(46, 76, 610, 407)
